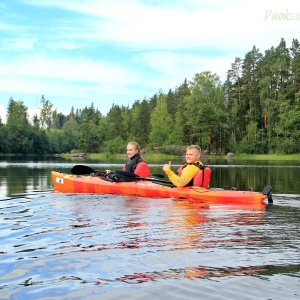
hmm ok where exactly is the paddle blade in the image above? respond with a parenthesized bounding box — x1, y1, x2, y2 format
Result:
(71, 165, 95, 175)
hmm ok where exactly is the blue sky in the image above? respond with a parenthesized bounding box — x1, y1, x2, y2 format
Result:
(0, 0, 299, 123)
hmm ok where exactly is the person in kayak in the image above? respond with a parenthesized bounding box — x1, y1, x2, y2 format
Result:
(107, 141, 150, 177)
(123, 141, 150, 176)
(163, 145, 210, 188)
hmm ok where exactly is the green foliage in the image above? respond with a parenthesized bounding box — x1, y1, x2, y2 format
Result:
(39, 95, 53, 130)
(5, 98, 32, 153)
(104, 136, 125, 154)
(184, 71, 227, 153)
(0, 125, 6, 153)
(2, 38, 300, 155)
(168, 110, 184, 146)
(132, 99, 151, 146)
(78, 122, 101, 153)
(61, 117, 79, 152)
(47, 129, 63, 153)
(149, 93, 172, 146)
(31, 128, 49, 154)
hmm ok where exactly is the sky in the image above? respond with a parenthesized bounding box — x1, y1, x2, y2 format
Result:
(0, 0, 299, 123)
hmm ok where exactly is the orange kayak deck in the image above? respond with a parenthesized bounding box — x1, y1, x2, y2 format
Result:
(51, 171, 268, 204)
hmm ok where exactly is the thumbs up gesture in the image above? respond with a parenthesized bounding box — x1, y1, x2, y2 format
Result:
(163, 161, 172, 172)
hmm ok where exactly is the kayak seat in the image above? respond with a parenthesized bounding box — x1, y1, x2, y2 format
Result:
(134, 162, 151, 177)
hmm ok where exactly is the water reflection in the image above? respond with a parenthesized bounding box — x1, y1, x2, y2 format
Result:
(55, 263, 300, 286)
(1, 189, 299, 299)
(40, 195, 270, 257)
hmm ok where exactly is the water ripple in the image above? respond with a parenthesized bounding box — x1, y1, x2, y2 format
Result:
(1, 193, 299, 299)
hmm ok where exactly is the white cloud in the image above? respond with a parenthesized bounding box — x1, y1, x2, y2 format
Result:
(46, 41, 84, 50)
(1, 0, 299, 117)
(0, 38, 37, 51)
(22, 0, 299, 52)
(0, 54, 138, 84)
(141, 50, 239, 87)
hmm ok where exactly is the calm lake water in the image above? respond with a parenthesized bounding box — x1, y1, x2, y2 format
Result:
(0, 157, 300, 299)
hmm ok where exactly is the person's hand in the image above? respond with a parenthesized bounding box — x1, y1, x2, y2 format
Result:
(105, 170, 111, 174)
(162, 161, 172, 172)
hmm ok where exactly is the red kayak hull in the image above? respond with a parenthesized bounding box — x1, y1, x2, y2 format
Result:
(51, 171, 267, 205)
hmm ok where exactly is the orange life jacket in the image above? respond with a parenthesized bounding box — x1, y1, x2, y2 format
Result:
(177, 163, 211, 188)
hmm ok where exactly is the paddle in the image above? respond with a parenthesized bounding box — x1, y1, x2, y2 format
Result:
(262, 185, 273, 203)
(71, 165, 172, 185)
(113, 170, 175, 186)
(71, 165, 106, 176)
(71, 165, 166, 180)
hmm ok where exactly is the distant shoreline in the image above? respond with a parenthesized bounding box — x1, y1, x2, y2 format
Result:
(1, 153, 300, 161)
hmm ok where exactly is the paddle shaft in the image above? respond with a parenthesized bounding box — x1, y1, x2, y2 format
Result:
(113, 170, 172, 184)
(71, 165, 169, 183)
(71, 165, 164, 178)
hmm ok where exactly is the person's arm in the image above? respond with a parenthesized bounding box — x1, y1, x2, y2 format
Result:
(163, 163, 199, 188)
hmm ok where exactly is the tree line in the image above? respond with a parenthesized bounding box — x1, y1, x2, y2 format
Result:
(0, 38, 299, 156)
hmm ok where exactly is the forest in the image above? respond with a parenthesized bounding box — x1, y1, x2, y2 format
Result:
(0, 38, 300, 156)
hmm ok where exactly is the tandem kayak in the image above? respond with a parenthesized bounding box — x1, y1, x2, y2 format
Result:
(51, 171, 273, 204)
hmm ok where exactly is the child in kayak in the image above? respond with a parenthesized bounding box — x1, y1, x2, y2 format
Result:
(163, 145, 210, 188)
